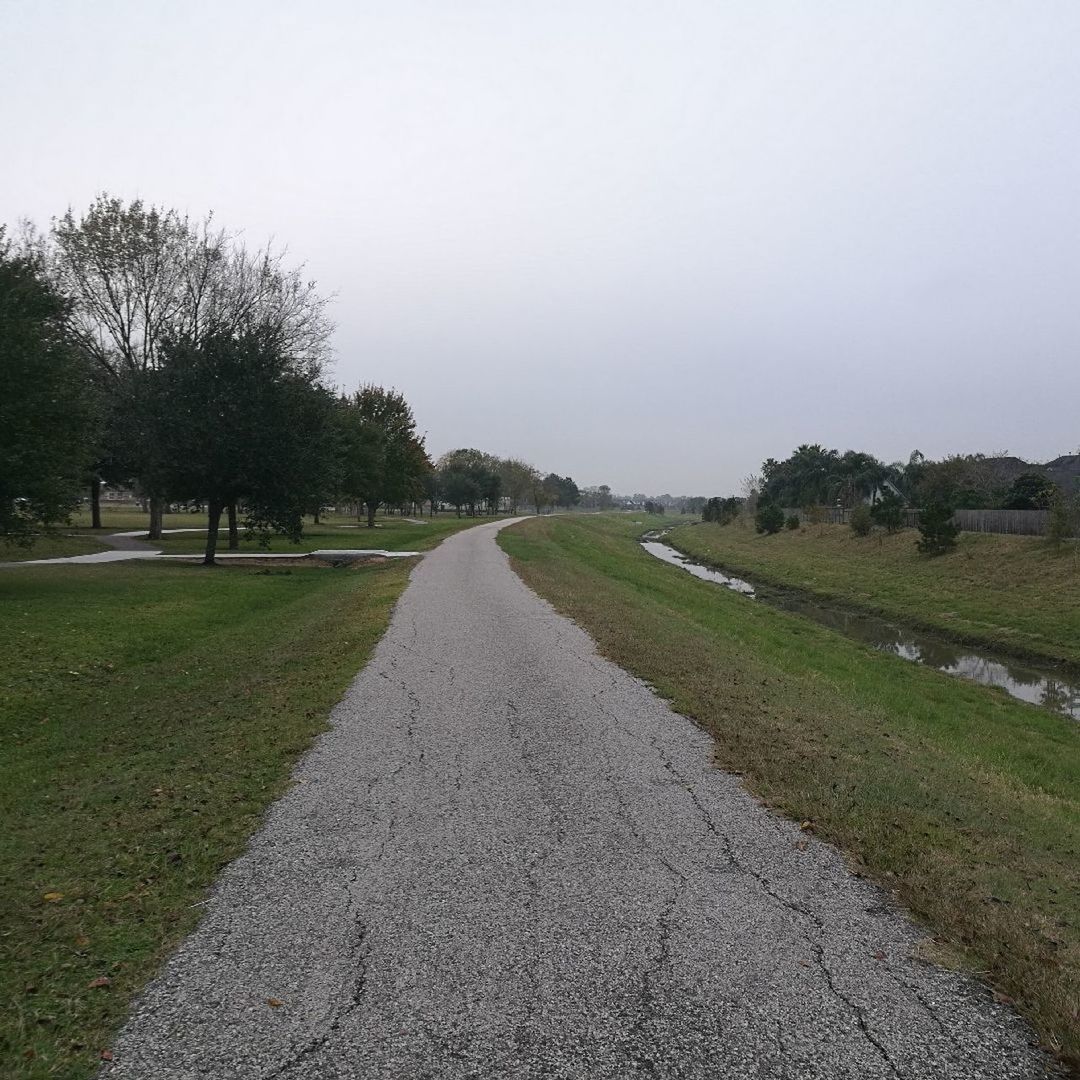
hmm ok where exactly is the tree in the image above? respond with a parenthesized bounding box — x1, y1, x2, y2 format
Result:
(500, 459, 538, 514)
(870, 490, 904, 532)
(438, 449, 501, 516)
(154, 328, 334, 565)
(441, 471, 480, 517)
(643, 500, 665, 516)
(849, 504, 873, 537)
(46, 195, 332, 537)
(544, 473, 580, 510)
(335, 386, 428, 526)
(0, 233, 98, 543)
(703, 496, 742, 524)
(530, 471, 556, 515)
(916, 502, 959, 556)
(755, 500, 784, 535)
(420, 468, 441, 516)
(1003, 472, 1057, 510)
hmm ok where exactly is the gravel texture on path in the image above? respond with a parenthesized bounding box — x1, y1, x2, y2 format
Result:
(104, 518, 1049, 1079)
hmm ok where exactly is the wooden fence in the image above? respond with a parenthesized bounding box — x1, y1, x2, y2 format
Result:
(784, 506, 1051, 536)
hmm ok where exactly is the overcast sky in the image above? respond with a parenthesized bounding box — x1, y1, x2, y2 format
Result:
(3, 1, 1078, 494)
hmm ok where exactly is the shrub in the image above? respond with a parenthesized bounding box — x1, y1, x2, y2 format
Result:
(1047, 492, 1075, 547)
(785, 514, 800, 531)
(755, 501, 784, 535)
(849, 504, 873, 537)
(917, 501, 959, 556)
(871, 491, 904, 532)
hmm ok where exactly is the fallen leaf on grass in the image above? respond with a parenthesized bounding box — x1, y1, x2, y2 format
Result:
(43, 892, 64, 902)
(799, 821, 814, 831)
(87, 976, 111, 989)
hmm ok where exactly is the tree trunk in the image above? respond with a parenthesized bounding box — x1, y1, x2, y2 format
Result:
(227, 501, 239, 550)
(366, 501, 377, 528)
(148, 496, 164, 540)
(204, 500, 223, 566)
(313, 508, 321, 525)
(90, 477, 102, 529)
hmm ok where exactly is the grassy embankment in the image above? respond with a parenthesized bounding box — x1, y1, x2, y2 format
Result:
(499, 513, 1080, 1067)
(668, 519, 1080, 668)
(0, 514, 489, 1079)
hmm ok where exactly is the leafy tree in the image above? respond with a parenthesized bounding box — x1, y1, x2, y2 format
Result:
(440, 471, 479, 517)
(0, 234, 98, 543)
(1003, 472, 1057, 510)
(911, 453, 1007, 510)
(849, 504, 873, 537)
(755, 501, 784, 535)
(46, 195, 332, 537)
(703, 496, 742, 524)
(337, 386, 428, 526)
(438, 449, 500, 516)
(544, 474, 581, 510)
(643, 500, 665, 516)
(916, 501, 959, 556)
(761, 444, 895, 509)
(420, 467, 441, 516)
(330, 397, 382, 521)
(154, 328, 334, 565)
(530, 472, 556, 515)
(785, 514, 800, 530)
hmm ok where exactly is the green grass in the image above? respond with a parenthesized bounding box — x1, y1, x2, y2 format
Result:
(0, 556, 417, 1078)
(668, 519, 1080, 667)
(151, 513, 497, 556)
(1, 535, 110, 563)
(499, 513, 1080, 1068)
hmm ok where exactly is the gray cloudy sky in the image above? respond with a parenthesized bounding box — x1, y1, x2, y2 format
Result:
(3, 1, 1078, 494)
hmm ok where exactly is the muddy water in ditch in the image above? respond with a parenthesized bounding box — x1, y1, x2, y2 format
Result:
(641, 539, 1080, 721)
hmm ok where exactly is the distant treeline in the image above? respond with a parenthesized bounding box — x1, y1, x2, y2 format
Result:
(695, 445, 1080, 513)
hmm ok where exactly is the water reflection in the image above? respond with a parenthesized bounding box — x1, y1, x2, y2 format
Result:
(641, 539, 1080, 722)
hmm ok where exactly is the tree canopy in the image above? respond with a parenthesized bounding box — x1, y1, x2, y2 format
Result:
(0, 234, 97, 543)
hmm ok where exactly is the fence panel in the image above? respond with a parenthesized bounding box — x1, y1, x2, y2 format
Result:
(782, 506, 1049, 536)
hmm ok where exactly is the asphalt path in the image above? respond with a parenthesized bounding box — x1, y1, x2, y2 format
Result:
(105, 518, 1048, 1078)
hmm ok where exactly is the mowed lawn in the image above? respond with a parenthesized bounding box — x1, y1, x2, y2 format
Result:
(1, 536, 112, 563)
(57, 508, 498, 557)
(0, 554, 420, 1078)
(151, 513, 491, 555)
(669, 519, 1080, 667)
(499, 513, 1080, 1068)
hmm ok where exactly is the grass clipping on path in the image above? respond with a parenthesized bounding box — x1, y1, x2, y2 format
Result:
(0, 559, 412, 1079)
(500, 513, 1080, 1068)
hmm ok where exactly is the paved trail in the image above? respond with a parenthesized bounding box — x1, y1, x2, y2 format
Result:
(107, 520, 1047, 1079)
